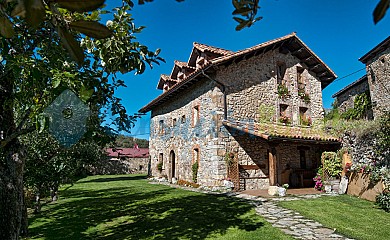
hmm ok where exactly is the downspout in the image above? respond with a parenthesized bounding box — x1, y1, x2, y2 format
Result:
(200, 69, 227, 120)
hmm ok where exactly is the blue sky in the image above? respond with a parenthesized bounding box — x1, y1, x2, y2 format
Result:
(109, 0, 390, 139)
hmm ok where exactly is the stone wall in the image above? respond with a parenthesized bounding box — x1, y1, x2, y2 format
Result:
(366, 47, 390, 119)
(341, 131, 378, 169)
(335, 78, 370, 113)
(150, 79, 227, 187)
(93, 157, 150, 175)
(216, 49, 324, 125)
(341, 130, 387, 201)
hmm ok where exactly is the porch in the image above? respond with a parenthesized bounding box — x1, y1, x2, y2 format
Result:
(222, 120, 341, 191)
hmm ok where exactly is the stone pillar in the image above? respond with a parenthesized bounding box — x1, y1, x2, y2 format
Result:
(269, 147, 277, 186)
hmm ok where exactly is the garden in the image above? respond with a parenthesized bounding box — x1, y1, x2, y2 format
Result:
(25, 174, 293, 240)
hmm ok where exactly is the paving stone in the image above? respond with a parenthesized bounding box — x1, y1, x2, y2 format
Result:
(314, 227, 335, 235)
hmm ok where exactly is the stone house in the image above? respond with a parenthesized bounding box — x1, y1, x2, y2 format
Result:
(139, 33, 340, 190)
(332, 75, 373, 119)
(358, 35, 390, 119)
(333, 35, 390, 119)
(94, 147, 150, 175)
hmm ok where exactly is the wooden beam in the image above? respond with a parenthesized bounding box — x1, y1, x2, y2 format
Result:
(268, 148, 277, 186)
(291, 47, 304, 55)
(309, 63, 322, 71)
(317, 71, 328, 77)
(303, 56, 314, 62)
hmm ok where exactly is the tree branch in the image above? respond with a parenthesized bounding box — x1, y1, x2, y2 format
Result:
(0, 127, 35, 149)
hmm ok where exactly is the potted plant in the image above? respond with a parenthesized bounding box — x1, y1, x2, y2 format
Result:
(277, 84, 290, 98)
(279, 115, 291, 125)
(321, 151, 343, 193)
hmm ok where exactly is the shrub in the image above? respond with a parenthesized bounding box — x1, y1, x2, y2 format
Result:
(321, 151, 342, 179)
(157, 162, 163, 172)
(376, 191, 390, 212)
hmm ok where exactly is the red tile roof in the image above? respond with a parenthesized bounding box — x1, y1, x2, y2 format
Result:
(106, 148, 149, 158)
(193, 42, 233, 55)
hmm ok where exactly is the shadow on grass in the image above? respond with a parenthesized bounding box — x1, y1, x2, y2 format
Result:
(28, 179, 264, 240)
(79, 175, 147, 183)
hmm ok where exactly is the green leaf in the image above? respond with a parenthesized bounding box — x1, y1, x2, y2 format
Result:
(36, 115, 47, 133)
(69, 20, 112, 39)
(79, 86, 94, 102)
(233, 17, 244, 23)
(52, 78, 61, 88)
(0, 16, 15, 38)
(55, 0, 106, 13)
(58, 27, 85, 65)
(374, 0, 390, 24)
(232, 0, 241, 9)
(235, 20, 249, 31)
(25, 0, 46, 29)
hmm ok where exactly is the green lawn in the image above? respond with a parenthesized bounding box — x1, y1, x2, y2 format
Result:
(27, 175, 292, 240)
(278, 195, 390, 240)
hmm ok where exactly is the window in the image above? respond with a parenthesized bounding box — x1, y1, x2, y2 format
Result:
(297, 67, 305, 86)
(276, 62, 287, 85)
(159, 120, 164, 134)
(192, 105, 200, 127)
(280, 104, 288, 117)
(177, 71, 184, 80)
(299, 107, 311, 126)
(279, 104, 290, 124)
(193, 148, 200, 164)
(181, 115, 186, 123)
(172, 118, 177, 127)
(297, 67, 306, 98)
(158, 153, 164, 170)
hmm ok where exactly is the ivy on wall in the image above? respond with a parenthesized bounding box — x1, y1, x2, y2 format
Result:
(340, 91, 372, 120)
(258, 104, 275, 123)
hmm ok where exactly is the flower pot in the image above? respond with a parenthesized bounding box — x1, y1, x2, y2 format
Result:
(329, 179, 340, 193)
(278, 187, 286, 197)
(324, 184, 332, 193)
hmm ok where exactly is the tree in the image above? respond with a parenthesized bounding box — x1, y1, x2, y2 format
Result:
(0, 1, 163, 239)
(23, 131, 107, 213)
(112, 135, 149, 148)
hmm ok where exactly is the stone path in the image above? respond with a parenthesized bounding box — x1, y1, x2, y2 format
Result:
(232, 193, 354, 240)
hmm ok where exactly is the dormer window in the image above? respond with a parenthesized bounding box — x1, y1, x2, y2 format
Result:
(196, 56, 205, 68)
(177, 71, 184, 80)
